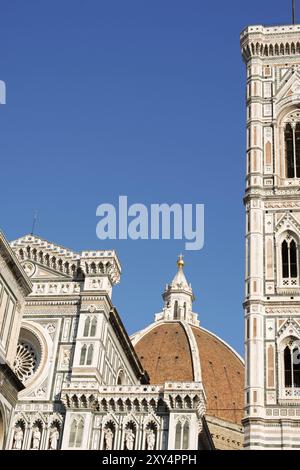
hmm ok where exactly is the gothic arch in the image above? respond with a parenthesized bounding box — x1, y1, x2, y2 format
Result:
(174, 415, 191, 450)
(102, 420, 116, 450)
(275, 229, 300, 287)
(102, 413, 118, 429)
(275, 104, 300, 179)
(124, 420, 136, 451)
(123, 414, 138, 429)
(116, 369, 125, 385)
(144, 420, 158, 450)
(278, 335, 300, 396)
(69, 415, 84, 448)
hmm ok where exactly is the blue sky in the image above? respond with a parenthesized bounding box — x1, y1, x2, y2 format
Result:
(0, 1, 295, 355)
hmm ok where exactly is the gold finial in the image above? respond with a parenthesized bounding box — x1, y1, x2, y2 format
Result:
(177, 254, 184, 269)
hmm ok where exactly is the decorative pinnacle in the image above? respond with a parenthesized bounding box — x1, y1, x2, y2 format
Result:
(177, 254, 184, 269)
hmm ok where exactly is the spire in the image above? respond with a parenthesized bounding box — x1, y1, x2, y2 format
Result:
(154, 255, 199, 326)
(170, 254, 190, 290)
(292, 0, 296, 24)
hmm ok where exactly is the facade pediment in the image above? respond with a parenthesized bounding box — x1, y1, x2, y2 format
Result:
(277, 318, 300, 342)
(11, 234, 79, 280)
(274, 212, 300, 236)
(275, 70, 300, 103)
(21, 261, 71, 280)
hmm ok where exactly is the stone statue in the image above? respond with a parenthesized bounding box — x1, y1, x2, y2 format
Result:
(61, 349, 70, 367)
(104, 428, 113, 450)
(32, 426, 41, 450)
(125, 429, 135, 450)
(146, 429, 155, 450)
(13, 426, 23, 450)
(49, 427, 59, 450)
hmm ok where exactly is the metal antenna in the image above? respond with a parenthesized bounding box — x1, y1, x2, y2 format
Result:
(292, 0, 296, 24)
(31, 210, 38, 235)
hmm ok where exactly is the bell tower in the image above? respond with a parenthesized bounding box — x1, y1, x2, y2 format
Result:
(241, 24, 300, 448)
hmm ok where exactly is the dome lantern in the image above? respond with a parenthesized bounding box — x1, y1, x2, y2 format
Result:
(154, 256, 199, 326)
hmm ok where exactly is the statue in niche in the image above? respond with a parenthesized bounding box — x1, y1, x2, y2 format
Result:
(91, 278, 102, 289)
(49, 284, 57, 294)
(36, 284, 44, 294)
(13, 426, 24, 450)
(32, 426, 41, 450)
(146, 429, 155, 450)
(61, 349, 70, 367)
(125, 428, 135, 450)
(49, 427, 59, 450)
(104, 428, 113, 450)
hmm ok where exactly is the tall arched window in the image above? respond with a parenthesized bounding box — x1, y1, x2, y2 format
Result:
(83, 318, 90, 337)
(285, 122, 300, 178)
(182, 422, 190, 450)
(69, 417, 84, 448)
(281, 237, 298, 279)
(80, 345, 87, 365)
(175, 422, 182, 449)
(175, 420, 190, 449)
(174, 301, 179, 319)
(83, 316, 97, 337)
(296, 123, 300, 176)
(90, 318, 97, 337)
(284, 344, 300, 388)
(86, 345, 94, 365)
(284, 346, 292, 387)
(117, 369, 125, 385)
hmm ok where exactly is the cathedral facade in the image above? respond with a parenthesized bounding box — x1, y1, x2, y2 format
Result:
(0, 233, 244, 450)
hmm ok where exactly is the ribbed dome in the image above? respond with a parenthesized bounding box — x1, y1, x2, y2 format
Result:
(133, 321, 244, 425)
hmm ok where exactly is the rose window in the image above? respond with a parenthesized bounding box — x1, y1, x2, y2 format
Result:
(14, 341, 39, 384)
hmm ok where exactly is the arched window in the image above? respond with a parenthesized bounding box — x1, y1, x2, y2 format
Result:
(286, 123, 294, 177)
(182, 422, 189, 450)
(281, 237, 298, 279)
(284, 343, 300, 389)
(183, 302, 187, 318)
(83, 316, 97, 337)
(174, 301, 179, 319)
(284, 346, 292, 387)
(90, 318, 97, 337)
(294, 345, 300, 387)
(296, 123, 300, 176)
(285, 122, 300, 178)
(86, 345, 94, 365)
(80, 345, 87, 365)
(117, 369, 125, 385)
(175, 422, 182, 449)
(175, 420, 190, 450)
(69, 417, 84, 448)
(83, 318, 90, 337)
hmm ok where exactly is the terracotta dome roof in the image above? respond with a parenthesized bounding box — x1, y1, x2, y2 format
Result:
(133, 321, 244, 425)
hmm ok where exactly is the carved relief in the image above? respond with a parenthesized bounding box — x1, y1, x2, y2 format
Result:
(22, 262, 36, 277)
(59, 346, 72, 370)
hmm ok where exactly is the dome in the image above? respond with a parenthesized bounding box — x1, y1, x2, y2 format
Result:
(133, 321, 244, 425)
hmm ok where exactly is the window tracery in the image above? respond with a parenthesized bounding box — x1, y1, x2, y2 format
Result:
(284, 112, 300, 178)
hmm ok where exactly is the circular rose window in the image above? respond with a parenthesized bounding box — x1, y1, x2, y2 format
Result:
(13, 328, 41, 385)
